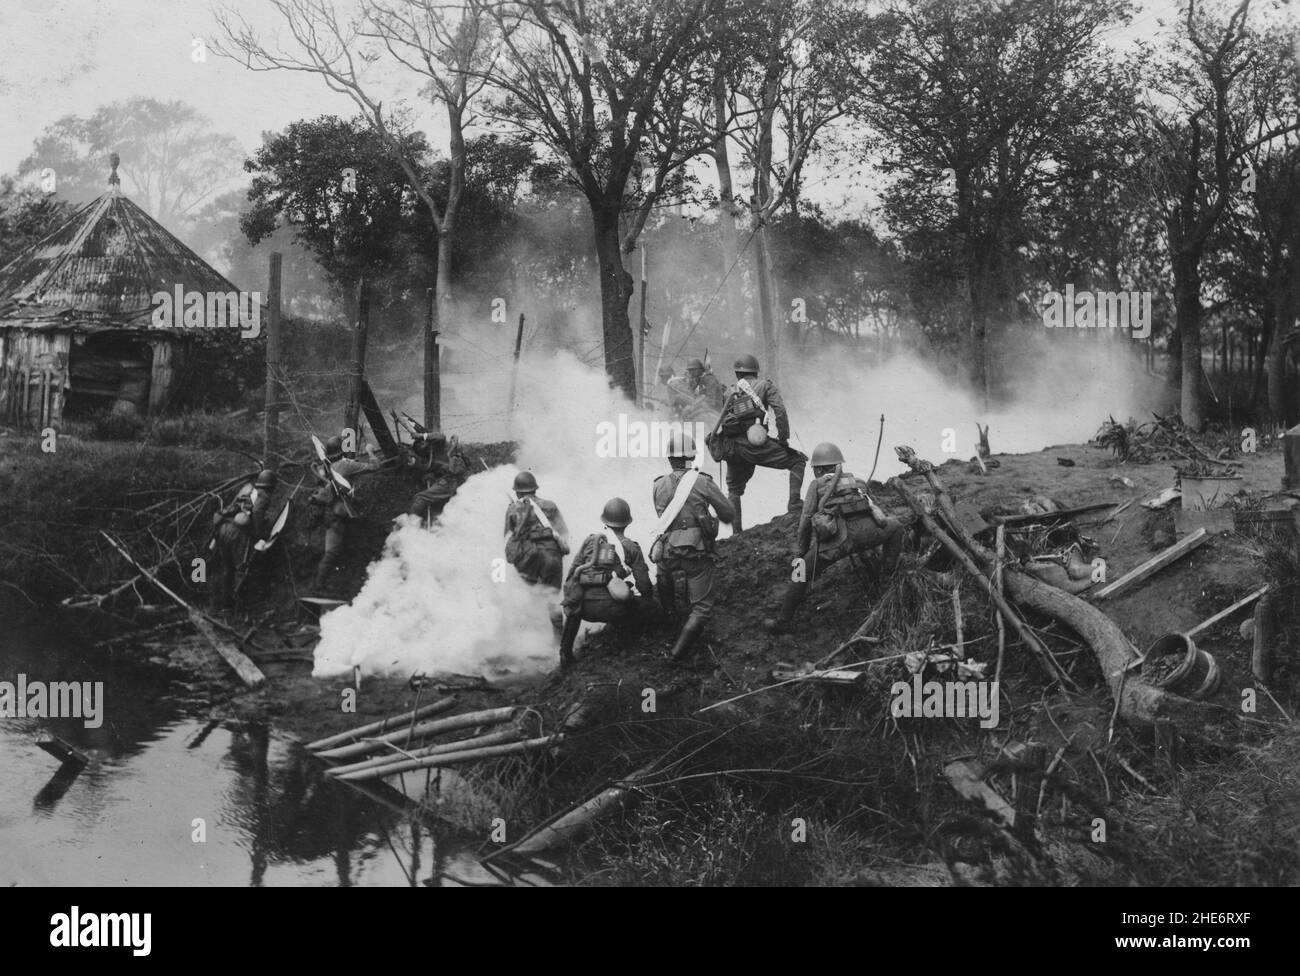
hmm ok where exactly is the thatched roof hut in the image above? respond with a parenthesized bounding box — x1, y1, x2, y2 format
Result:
(0, 155, 249, 427)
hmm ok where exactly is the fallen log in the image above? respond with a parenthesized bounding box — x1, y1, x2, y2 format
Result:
(890, 478, 1073, 688)
(1093, 529, 1208, 600)
(333, 734, 560, 781)
(324, 727, 522, 777)
(484, 762, 659, 862)
(944, 759, 1015, 827)
(305, 696, 458, 751)
(315, 706, 516, 762)
(100, 531, 265, 689)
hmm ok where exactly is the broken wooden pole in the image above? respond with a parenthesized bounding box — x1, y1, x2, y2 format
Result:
(100, 532, 265, 688)
(1252, 592, 1275, 685)
(325, 727, 522, 777)
(1185, 584, 1269, 639)
(305, 696, 458, 751)
(1093, 529, 1208, 601)
(424, 286, 441, 432)
(344, 277, 370, 443)
(262, 251, 282, 470)
(315, 706, 517, 762)
(990, 501, 1117, 527)
(507, 312, 525, 422)
(333, 734, 561, 781)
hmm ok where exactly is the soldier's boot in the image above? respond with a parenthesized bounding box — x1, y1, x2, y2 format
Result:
(787, 462, 807, 514)
(729, 495, 743, 533)
(667, 614, 708, 665)
(657, 574, 676, 618)
(763, 581, 809, 634)
(558, 613, 582, 669)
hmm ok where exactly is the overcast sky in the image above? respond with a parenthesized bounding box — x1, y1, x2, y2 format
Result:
(0, 0, 1288, 195)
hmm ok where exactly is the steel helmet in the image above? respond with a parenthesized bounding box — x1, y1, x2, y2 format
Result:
(666, 430, 696, 458)
(657, 363, 675, 380)
(513, 471, 539, 493)
(324, 435, 344, 457)
(254, 468, 278, 489)
(686, 357, 705, 373)
(810, 442, 844, 467)
(733, 353, 760, 374)
(601, 497, 633, 527)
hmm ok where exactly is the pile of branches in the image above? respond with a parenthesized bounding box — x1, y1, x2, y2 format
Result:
(1092, 412, 1225, 466)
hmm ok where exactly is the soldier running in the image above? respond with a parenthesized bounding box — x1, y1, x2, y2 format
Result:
(706, 354, 807, 531)
(210, 468, 277, 612)
(309, 435, 380, 593)
(763, 441, 904, 634)
(650, 431, 734, 665)
(557, 497, 655, 669)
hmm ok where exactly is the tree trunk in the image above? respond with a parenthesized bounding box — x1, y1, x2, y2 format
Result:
(592, 203, 637, 398)
(753, 219, 779, 378)
(438, 101, 465, 315)
(712, 68, 747, 334)
(1173, 252, 1203, 428)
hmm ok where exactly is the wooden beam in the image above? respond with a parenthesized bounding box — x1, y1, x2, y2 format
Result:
(1185, 584, 1269, 638)
(314, 706, 517, 762)
(305, 696, 458, 751)
(1093, 529, 1208, 601)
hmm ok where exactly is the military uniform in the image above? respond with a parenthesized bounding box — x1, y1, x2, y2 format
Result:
(409, 445, 469, 523)
(652, 465, 734, 662)
(711, 375, 807, 523)
(558, 529, 655, 665)
(503, 495, 570, 589)
(212, 480, 273, 611)
(767, 467, 904, 632)
(310, 454, 378, 593)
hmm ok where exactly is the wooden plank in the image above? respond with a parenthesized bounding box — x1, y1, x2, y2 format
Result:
(334, 734, 560, 782)
(1093, 528, 1208, 601)
(1185, 584, 1269, 639)
(100, 531, 265, 688)
(990, 500, 1117, 527)
(36, 735, 91, 767)
(767, 668, 865, 687)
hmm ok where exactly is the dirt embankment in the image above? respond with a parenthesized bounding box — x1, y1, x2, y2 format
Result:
(42, 427, 1300, 886)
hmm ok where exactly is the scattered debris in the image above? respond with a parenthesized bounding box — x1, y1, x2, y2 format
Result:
(1093, 528, 1208, 601)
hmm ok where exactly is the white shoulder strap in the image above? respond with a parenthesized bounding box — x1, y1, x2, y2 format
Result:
(526, 496, 554, 534)
(650, 468, 700, 541)
(602, 527, 640, 595)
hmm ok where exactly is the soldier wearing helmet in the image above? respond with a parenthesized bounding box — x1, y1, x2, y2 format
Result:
(210, 468, 279, 612)
(309, 432, 381, 594)
(704, 354, 807, 531)
(409, 434, 470, 526)
(763, 441, 904, 634)
(557, 497, 656, 668)
(651, 430, 734, 665)
(503, 470, 571, 601)
(666, 357, 727, 422)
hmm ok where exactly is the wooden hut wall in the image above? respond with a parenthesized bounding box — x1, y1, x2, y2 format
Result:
(0, 329, 71, 428)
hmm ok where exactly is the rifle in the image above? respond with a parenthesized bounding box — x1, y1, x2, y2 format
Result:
(403, 412, 429, 436)
(235, 501, 291, 596)
(311, 435, 354, 512)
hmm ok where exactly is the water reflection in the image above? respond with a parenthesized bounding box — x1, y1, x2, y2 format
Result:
(0, 611, 550, 887)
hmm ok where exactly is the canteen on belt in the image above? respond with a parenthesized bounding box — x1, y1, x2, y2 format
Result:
(746, 421, 768, 446)
(606, 575, 632, 602)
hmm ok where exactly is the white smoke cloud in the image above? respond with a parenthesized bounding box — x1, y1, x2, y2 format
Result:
(316, 324, 1158, 679)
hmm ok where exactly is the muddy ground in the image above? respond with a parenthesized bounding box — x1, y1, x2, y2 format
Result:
(39, 426, 1300, 886)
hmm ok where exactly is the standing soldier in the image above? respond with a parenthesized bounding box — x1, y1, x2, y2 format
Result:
(504, 471, 570, 631)
(211, 468, 277, 612)
(705, 354, 807, 531)
(309, 434, 380, 594)
(684, 358, 727, 413)
(763, 442, 904, 634)
(557, 498, 656, 668)
(650, 431, 734, 665)
(409, 435, 470, 525)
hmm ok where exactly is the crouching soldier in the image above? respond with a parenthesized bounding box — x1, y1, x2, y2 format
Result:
(309, 435, 380, 593)
(557, 498, 656, 668)
(764, 442, 904, 634)
(211, 468, 277, 612)
(651, 432, 734, 665)
(504, 471, 570, 630)
(409, 436, 469, 525)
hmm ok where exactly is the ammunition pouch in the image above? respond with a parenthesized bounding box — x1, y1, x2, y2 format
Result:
(666, 526, 705, 554)
(811, 510, 841, 543)
(704, 431, 729, 462)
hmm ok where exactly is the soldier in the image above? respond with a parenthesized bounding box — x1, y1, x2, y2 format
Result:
(210, 468, 277, 612)
(309, 434, 380, 593)
(763, 442, 904, 634)
(706, 354, 807, 531)
(651, 431, 734, 665)
(667, 357, 726, 422)
(557, 497, 656, 668)
(409, 435, 469, 525)
(503, 472, 571, 635)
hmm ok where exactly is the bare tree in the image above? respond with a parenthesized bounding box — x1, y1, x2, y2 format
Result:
(213, 0, 502, 312)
